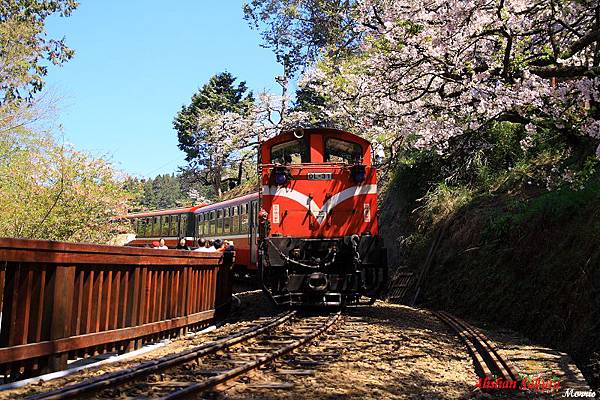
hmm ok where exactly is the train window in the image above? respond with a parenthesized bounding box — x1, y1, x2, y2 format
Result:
(232, 206, 239, 234)
(325, 138, 362, 163)
(160, 215, 169, 236)
(270, 139, 309, 164)
(209, 211, 216, 235)
(224, 208, 231, 233)
(216, 209, 223, 234)
(198, 214, 204, 236)
(241, 203, 249, 232)
(169, 215, 178, 236)
(180, 214, 188, 236)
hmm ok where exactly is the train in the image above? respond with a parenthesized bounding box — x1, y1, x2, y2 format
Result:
(123, 128, 387, 306)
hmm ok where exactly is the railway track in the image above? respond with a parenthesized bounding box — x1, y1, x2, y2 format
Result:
(26, 310, 341, 400)
(435, 311, 520, 383)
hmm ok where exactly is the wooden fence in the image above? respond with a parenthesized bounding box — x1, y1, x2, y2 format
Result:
(0, 238, 233, 381)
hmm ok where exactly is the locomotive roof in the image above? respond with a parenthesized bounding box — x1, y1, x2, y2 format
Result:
(262, 127, 371, 148)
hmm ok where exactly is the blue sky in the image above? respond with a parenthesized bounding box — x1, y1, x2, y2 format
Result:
(45, 1, 282, 178)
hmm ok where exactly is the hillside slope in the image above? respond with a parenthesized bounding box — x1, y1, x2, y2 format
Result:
(381, 175, 600, 386)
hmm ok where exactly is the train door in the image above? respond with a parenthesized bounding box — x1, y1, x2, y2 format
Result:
(249, 200, 258, 265)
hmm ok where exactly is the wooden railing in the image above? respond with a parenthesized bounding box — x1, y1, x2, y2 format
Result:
(0, 238, 233, 381)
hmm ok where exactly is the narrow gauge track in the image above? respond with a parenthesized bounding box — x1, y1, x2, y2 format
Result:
(26, 311, 341, 400)
(435, 311, 520, 382)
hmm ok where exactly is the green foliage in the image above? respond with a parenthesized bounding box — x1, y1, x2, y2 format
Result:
(243, 0, 360, 75)
(125, 173, 215, 212)
(0, 130, 130, 244)
(484, 174, 600, 239)
(390, 119, 599, 233)
(0, 0, 78, 103)
(173, 72, 253, 163)
(416, 183, 474, 228)
(125, 172, 218, 212)
(141, 174, 186, 210)
(293, 85, 330, 125)
(173, 72, 255, 198)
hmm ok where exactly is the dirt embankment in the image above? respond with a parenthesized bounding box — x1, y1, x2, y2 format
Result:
(381, 176, 600, 389)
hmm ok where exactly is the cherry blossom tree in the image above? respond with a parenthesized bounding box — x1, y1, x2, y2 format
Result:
(189, 91, 311, 197)
(296, 0, 600, 157)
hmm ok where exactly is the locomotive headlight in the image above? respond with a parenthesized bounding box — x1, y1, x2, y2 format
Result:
(351, 164, 366, 183)
(272, 166, 290, 186)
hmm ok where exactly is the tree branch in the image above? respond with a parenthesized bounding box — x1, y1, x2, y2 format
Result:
(530, 65, 600, 78)
(561, 28, 600, 59)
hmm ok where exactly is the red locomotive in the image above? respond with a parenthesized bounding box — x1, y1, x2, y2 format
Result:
(257, 128, 387, 306)
(123, 128, 387, 306)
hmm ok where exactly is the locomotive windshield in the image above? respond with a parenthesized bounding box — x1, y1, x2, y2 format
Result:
(325, 138, 362, 163)
(270, 139, 309, 164)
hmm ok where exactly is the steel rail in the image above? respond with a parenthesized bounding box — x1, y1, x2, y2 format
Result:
(435, 311, 519, 381)
(439, 311, 519, 381)
(161, 311, 342, 399)
(434, 311, 493, 378)
(26, 311, 296, 400)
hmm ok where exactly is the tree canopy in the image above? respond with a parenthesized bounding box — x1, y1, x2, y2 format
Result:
(125, 173, 214, 211)
(173, 72, 256, 198)
(249, 0, 600, 160)
(0, 129, 131, 243)
(243, 0, 361, 75)
(0, 0, 78, 104)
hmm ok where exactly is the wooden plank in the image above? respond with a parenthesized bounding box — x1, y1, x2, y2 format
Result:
(135, 267, 147, 349)
(156, 269, 163, 322)
(164, 269, 172, 320)
(102, 270, 112, 331)
(81, 269, 94, 334)
(0, 237, 222, 260)
(119, 270, 129, 328)
(0, 309, 215, 363)
(202, 269, 208, 310)
(29, 267, 46, 343)
(0, 248, 221, 266)
(213, 267, 218, 309)
(149, 269, 157, 324)
(0, 263, 19, 347)
(109, 270, 120, 330)
(47, 265, 75, 371)
(191, 269, 198, 314)
(72, 269, 84, 336)
(125, 268, 141, 351)
(13, 266, 33, 345)
(182, 268, 189, 315)
(0, 262, 5, 322)
(173, 269, 180, 317)
(92, 269, 103, 333)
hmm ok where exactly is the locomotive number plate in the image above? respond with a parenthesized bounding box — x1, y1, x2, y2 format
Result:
(308, 172, 332, 180)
